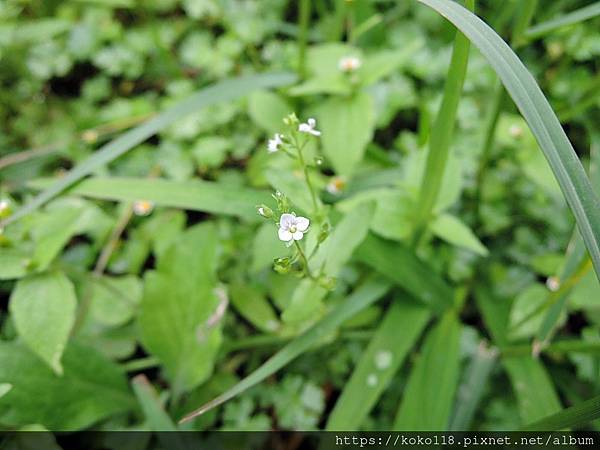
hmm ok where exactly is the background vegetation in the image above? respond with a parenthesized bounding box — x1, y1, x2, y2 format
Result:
(1, 0, 600, 440)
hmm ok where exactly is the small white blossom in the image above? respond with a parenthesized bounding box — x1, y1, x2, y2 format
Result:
(133, 200, 154, 216)
(298, 118, 321, 136)
(0, 200, 9, 214)
(509, 124, 523, 139)
(278, 213, 310, 242)
(326, 176, 346, 195)
(268, 133, 283, 153)
(338, 55, 362, 73)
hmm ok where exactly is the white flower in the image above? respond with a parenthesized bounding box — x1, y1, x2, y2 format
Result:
(338, 55, 362, 72)
(278, 213, 310, 242)
(326, 176, 346, 195)
(546, 276, 560, 292)
(268, 133, 283, 153)
(133, 200, 154, 216)
(0, 200, 9, 214)
(298, 118, 321, 136)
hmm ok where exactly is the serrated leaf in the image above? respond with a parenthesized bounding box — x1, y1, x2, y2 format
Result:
(9, 271, 77, 374)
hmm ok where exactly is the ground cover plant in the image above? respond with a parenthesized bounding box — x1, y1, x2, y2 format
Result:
(1, 0, 600, 443)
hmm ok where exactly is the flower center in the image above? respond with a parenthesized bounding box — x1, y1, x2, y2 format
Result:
(289, 225, 297, 233)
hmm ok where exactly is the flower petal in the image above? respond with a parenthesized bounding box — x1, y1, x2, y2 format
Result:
(278, 228, 293, 241)
(279, 213, 295, 229)
(295, 216, 310, 231)
(308, 118, 316, 127)
(298, 123, 310, 133)
(309, 129, 321, 136)
(292, 231, 304, 241)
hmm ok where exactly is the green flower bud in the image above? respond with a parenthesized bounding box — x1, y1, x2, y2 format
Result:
(256, 204, 274, 218)
(318, 275, 337, 290)
(273, 257, 292, 274)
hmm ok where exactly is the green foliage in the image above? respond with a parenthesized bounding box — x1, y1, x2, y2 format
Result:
(1, 0, 599, 436)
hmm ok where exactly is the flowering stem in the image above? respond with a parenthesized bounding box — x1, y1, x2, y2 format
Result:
(293, 134, 319, 214)
(294, 240, 314, 279)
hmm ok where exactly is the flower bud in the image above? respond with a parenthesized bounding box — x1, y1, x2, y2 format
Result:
(283, 112, 299, 126)
(256, 204, 274, 218)
(318, 222, 331, 243)
(318, 275, 336, 290)
(272, 191, 290, 213)
(273, 257, 292, 274)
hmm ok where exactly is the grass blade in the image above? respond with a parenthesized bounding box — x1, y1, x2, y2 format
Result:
(503, 356, 561, 424)
(326, 299, 430, 430)
(355, 233, 454, 312)
(524, 2, 600, 40)
(412, 0, 473, 241)
(28, 176, 273, 222)
(394, 311, 462, 430)
(1, 72, 296, 228)
(522, 394, 600, 431)
(418, 0, 600, 282)
(179, 276, 391, 424)
(449, 342, 497, 431)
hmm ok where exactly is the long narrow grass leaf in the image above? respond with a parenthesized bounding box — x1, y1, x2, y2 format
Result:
(394, 311, 462, 430)
(355, 233, 454, 312)
(412, 0, 473, 239)
(522, 394, 600, 431)
(179, 276, 391, 424)
(525, 2, 600, 40)
(1, 72, 296, 228)
(326, 299, 430, 430)
(418, 0, 600, 282)
(28, 177, 273, 222)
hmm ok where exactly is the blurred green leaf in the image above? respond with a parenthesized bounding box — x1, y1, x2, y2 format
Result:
(327, 299, 430, 430)
(230, 283, 280, 333)
(247, 90, 292, 133)
(2, 72, 296, 227)
(317, 91, 375, 176)
(430, 213, 488, 256)
(138, 223, 221, 393)
(394, 311, 462, 430)
(9, 271, 77, 374)
(179, 276, 391, 424)
(0, 342, 134, 430)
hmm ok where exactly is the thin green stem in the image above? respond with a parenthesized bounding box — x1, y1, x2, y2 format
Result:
(293, 134, 319, 214)
(297, 0, 311, 79)
(294, 240, 315, 279)
(411, 0, 474, 247)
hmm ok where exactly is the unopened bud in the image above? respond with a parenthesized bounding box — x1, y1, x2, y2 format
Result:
(318, 222, 331, 243)
(318, 275, 336, 290)
(256, 204, 273, 218)
(283, 112, 299, 126)
(273, 257, 292, 274)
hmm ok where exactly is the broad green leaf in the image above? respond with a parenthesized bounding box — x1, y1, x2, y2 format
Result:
(418, 0, 600, 282)
(9, 271, 77, 374)
(359, 44, 423, 86)
(0, 248, 29, 280)
(88, 275, 142, 327)
(474, 286, 511, 346)
(29, 177, 273, 222)
(355, 233, 454, 312)
(326, 299, 430, 430)
(265, 169, 316, 214)
(508, 284, 552, 340)
(524, 3, 600, 40)
(281, 279, 326, 326)
(503, 356, 561, 424)
(312, 201, 375, 275)
(138, 223, 221, 393)
(523, 393, 600, 431)
(30, 205, 81, 271)
(317, 91, 375, 176)
(247, 90, 292, 133)
(230, 283, 280, 333)
(0, 341, 134, 430)
(2, 72, 296, 227)
(179, 276, 391, 424)
(394, 311, 462, 430)
(430, 213, 489, 256)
